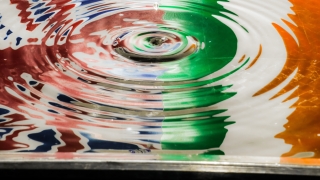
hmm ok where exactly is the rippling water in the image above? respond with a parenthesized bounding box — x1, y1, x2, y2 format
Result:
(0, 0, 319, 159)
(0, 0, 243, 153)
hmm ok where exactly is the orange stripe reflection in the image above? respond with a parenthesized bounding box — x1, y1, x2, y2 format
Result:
(238, 55, 246, 63)
(246, 45, 262, 70)
(252, 0, 320, 158)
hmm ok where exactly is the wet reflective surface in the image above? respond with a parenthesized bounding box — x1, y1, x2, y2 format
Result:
(0, 0, 320, 170)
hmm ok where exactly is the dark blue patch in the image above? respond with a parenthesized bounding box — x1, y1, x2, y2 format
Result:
(0, 108, 10, 115)
(55, 26, 62, 33)
(31, 2, 45, 9)
(16, 37, 22, 46)
(63, 29, 70, 36)
(35, 12, 55, 22)
(129, 149, 151, 154)
(49, 102, 75, 111)
(34, 7, 50, 15)
(118, 31, 130, 39)
(141, 74, 157, 78)
(140, 118, 163, 122)
(29, 81, 38, 85)
(0, 24, 5, 29)
(139, 131, 162, 135)
(77, 0, 102, 6)
(4, 30, 12, 40)
(0, 119, 6, 122)
(143, 126, 162, 129)
(145, 99, 161, 102)
(20, 129, 60, 152)
(17, 85, 26, 92)
(48, 109, 58, 114)
(77, 77, 90, 83)
(57, 94, 76, 103)
(140, 139, 160, 144)
(0, 128, 13, 139)
(32, 0, 39, 2)
(81, 132, 139, 150)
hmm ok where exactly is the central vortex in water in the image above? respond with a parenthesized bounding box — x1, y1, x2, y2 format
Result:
(150, 36, 168, 46)
(111, 30, 199, 63)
